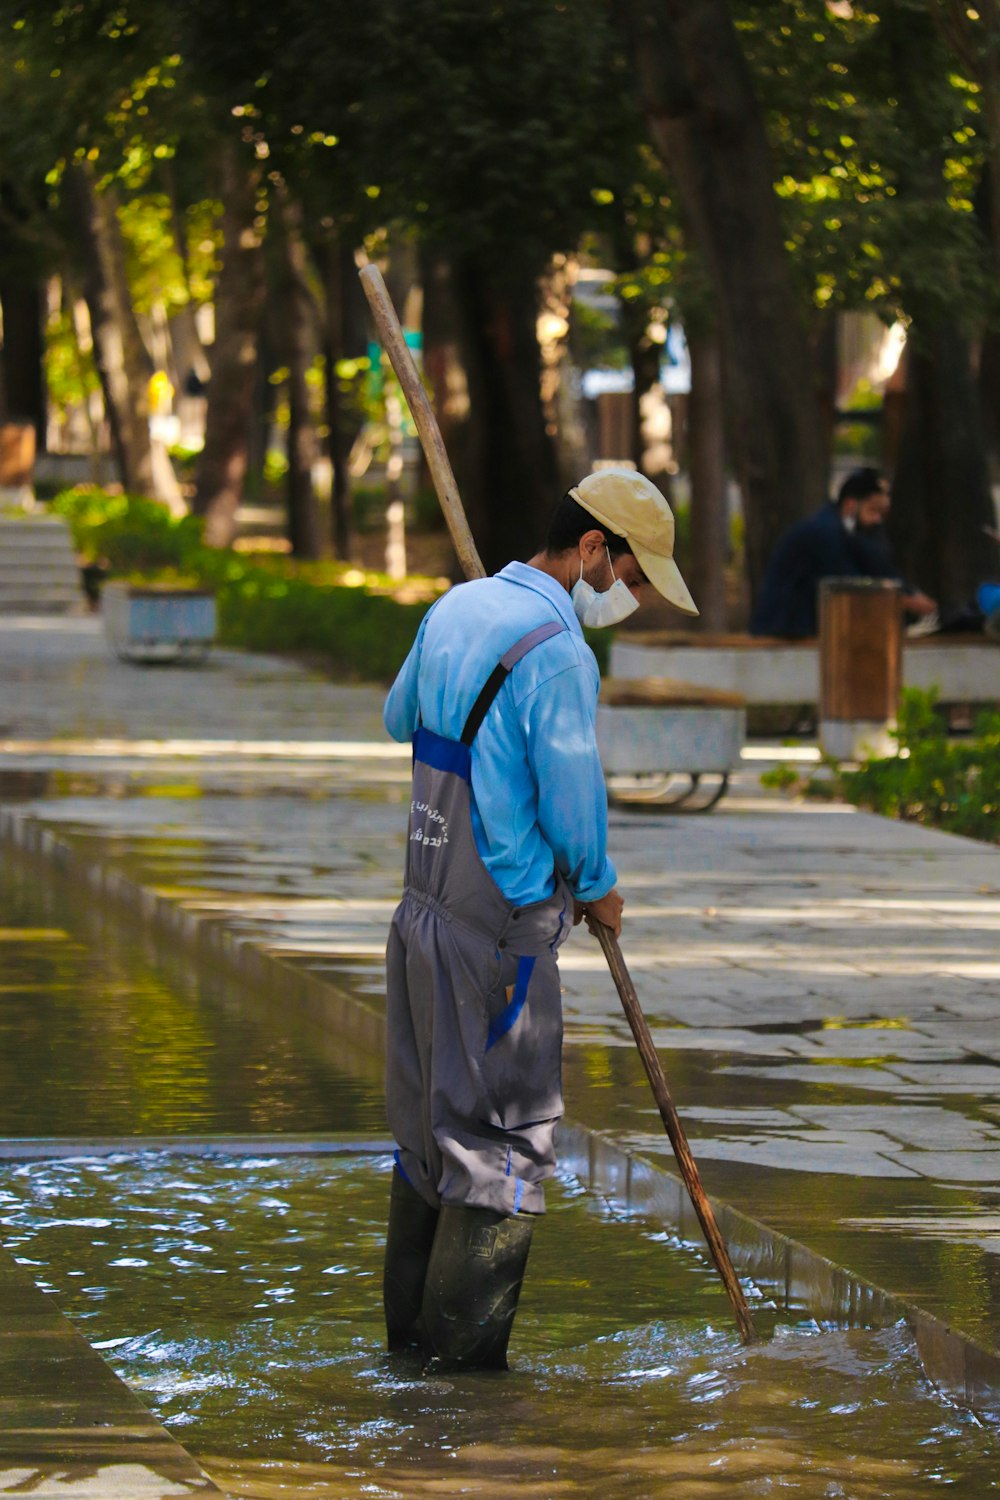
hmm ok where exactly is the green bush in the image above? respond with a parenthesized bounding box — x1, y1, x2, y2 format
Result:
(759, 762, 800, 792)
(214, 570, 429, 680)
(50, 486, 436, 682)
(50, 487, 202, 572)
(842, 688, 1000, 844)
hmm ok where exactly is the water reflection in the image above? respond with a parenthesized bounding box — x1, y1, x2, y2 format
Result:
(0, 863, 384, 1139)
(1, 1152, 996, 1499)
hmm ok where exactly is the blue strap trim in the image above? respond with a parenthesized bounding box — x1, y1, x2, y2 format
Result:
(549, 896, 568, 955)
(513, 1179, 524, 1212)
(413, 725, 471, 782)
(499, 619, 565, 671)
(486, 954, 536, 1050)
(393, 1148, 413, 1187)
(461, 620, 568, 746)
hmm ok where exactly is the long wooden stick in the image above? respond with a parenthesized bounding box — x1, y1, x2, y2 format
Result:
(592, 922, 756, 1343)
(359, 262, 756, 1345)
(359, 264, 486, 583)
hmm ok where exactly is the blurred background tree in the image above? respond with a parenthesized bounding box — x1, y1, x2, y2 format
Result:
(1, 0, 998, 614)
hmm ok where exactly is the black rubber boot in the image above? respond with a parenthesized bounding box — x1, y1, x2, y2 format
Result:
(420, 1205, 534, 1372)
(383, 1168, 440, 1352)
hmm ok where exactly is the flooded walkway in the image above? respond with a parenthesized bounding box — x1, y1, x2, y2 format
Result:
(0, 860, 994, 1493)
(2, 615, 1000, 1446)
(3, 1146, 998, 1499)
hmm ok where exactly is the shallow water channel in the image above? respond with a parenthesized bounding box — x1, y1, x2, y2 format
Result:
(1, 858, 999, 1497)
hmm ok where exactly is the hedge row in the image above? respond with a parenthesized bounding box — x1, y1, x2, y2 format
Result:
(51, 487, 437, 682)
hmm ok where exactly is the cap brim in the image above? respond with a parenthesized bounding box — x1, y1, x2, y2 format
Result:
(631, 540, 699, 616)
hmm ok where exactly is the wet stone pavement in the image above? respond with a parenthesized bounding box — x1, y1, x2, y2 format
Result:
(2, 616, 1000, 1360)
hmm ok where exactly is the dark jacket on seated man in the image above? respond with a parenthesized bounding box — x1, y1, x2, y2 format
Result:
(749, 467, 937, 638)
(749, 501, 862, 638)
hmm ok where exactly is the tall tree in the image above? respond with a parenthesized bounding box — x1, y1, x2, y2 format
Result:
(68, 163, 156, 495)
(740, 0, 996, 608)
(0, 3, 209, 505)
(192, 142, 266, 546)
(877, 1, 996, 605)
(313, 232, 364, 561)
(0, 177, 48, 447)
(934, 0, 1000, 276)
(186, 0, 637, 569)
(625, 0, 827, 597)
(273, 193, 323, 559)
(372, 0, 634, 565)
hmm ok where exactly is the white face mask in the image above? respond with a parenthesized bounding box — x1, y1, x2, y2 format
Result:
(571, 549, 640, 629)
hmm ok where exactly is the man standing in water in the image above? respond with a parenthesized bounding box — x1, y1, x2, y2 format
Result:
(381, 467, 697, 1371)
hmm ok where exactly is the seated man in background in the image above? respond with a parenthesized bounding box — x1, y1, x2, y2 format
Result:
(750, 467, 936, 638)
(848, 473, 938, 627)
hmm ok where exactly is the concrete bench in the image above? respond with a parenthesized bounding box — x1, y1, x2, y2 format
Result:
(597, 677, 746, 811)
(102, 582, 217, 664)
(610, 631, 998, 707)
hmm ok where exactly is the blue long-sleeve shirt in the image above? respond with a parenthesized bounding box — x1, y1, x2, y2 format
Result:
(384, 561, 617, 907)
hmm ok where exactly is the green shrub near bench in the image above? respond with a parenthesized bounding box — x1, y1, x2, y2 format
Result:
(841, 688, 1000, 845)
(761, 688, 1000, 845)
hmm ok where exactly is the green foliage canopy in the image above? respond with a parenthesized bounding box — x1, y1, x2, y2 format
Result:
(736, 0, 994, 327)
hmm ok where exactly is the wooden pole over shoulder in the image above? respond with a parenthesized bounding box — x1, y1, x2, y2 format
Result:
(359, 263, 486, 582)
(358, 262, 757, 1346)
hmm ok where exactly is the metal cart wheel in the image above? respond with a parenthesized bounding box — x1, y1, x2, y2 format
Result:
(607, 771, 730, 813)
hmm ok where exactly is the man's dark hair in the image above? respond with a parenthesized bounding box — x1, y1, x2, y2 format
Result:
(836, 467, 884, 507)
(545, 494, 633, 558)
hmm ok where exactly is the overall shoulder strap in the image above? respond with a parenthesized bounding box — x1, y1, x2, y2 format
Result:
(460, 620, 566, 746)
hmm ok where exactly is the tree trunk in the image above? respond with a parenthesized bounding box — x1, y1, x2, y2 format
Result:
(0, 181, 48, 450)
(687, 324, 729, 631)
(275, 198, 322, 560)
(193, 144, 265, 547)
(886, 2, 996, 607)
(68, 163, 155, 495)
(626, 0, 826, 596)
(315, 235, 357, 560)
(890, 320, 995, 611)
(164, 166, 211, 389)
(422, 248, 470, 476)
(0, 278, 46, 447)
(538, 256, 587, 493)
(813, 310, 839, 490)
(978, 327, 1000, 465)
(628, 324, 666, 480)
(451, 253, 557, 571)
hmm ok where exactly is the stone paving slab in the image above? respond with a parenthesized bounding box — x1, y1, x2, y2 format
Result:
(2, 615, 1000, 1362)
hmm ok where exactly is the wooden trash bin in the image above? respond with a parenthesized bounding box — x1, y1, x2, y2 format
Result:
(819, 577, 902, 760)
(0, 422, 36, 494)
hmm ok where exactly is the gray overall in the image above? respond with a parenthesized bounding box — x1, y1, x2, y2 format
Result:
(386, 622, 573, 1217)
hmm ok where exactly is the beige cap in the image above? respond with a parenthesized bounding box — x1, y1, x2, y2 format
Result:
(569, 467, 698, 617)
